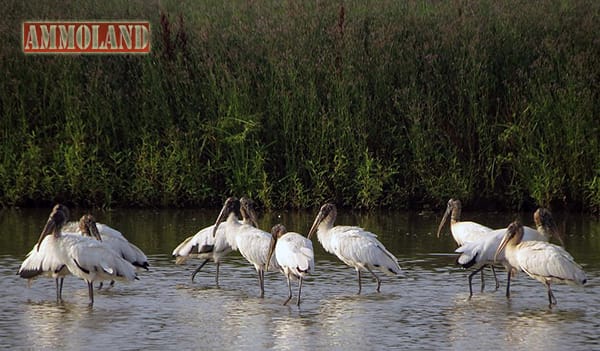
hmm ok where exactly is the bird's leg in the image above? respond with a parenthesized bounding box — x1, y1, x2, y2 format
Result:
(59, 277, 64, 301)
(191, 259, 210, 282)
(357, 270, 362, 295)
(468, 266, 485, 298)
(480, 268, 485, 292)
(547, 284, 557, 308)
(259, 269, 265, 298)
(505, 270, 511, 298)
(491, 265, 500, 290)
(109, 280, 115, 288)
(297, 277, 304, 306)
(366, 266, 382, 293)
(87, 281, 94, 307)
(55, 278, 62, 302)
(283, 274, 292, 306)
(97, 282, 104, 290)
(215, 262, 220, 287)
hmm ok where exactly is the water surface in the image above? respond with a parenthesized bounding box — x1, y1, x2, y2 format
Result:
(1, 208, 598, 350)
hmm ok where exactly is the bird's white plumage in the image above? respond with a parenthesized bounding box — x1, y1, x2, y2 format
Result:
(495, 221, 586, 307)
(274, 232, 314, 279)
(22, 204, 139, 305)
(268, 224, 314, 305)
(172, 235, 195, 259)
(513, 241, 587, 286)
(173, 197, 260, 284)
(222, 215, 244, 252)
(454, 208, 562, 298)
(437, 199, 493, 246)
(323, 225, 399, 275)
(235, 224, 279, 273)
(309, 203, 401, 295)
(450, 221, 493, 246)
(56, 233, 138, 283)
(172, 217, 254, 265)
(438, 199, 502, 296)
(64, 221, 149, 270)
(18, 235, 69, 283)
(456, 225, 547, 267)
(211, 198, 279, 297)
(172, 224, 225, 263)
(175, 226, 214, 256)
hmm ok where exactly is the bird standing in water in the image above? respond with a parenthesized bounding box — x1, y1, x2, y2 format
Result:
(266, 224, 314, 306)
(494, 221, 587, 308)
(308, 203, 400, 294)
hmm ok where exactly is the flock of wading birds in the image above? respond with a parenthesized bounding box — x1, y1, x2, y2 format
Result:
(18, 197, 587, 308)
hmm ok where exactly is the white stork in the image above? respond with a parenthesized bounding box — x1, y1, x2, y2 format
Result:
(266, 224, 314, 306)
(494, 220, 586, 308)
(308, 203, 400, 294)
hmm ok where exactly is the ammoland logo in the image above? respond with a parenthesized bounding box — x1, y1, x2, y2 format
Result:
(23, 21, 151, 54)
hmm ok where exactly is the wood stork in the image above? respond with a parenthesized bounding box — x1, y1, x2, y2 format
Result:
(172, 197, 258, 284)
(437, 199, 494, 245)
(212, 197, 278, 297)
(63, 214, 149, 289)
(437, 198, 497, 291)
(32, 204, 139, 306)
(17, 204, 75, 302)
(64, 215, 149, 271)
(455, 208, 560, 298)
(266, 224, 314, 306)
(308, 203, 400, 294)
(494, 220, 587, 308)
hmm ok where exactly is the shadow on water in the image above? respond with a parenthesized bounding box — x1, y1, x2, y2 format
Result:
(1, 208, 599, 349)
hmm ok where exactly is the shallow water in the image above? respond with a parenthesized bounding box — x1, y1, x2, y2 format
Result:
(1, 208, 599, 350)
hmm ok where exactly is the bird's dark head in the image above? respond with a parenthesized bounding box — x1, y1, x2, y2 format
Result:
(36, 204, 70, 251)
(271, 223, 287, 240)
(494, 220, 523, 262)
(79, 214, 102, 241)
(266, 224, 287, 271)
(534, 208, 563, 245)
(437, 198, 461, 238)
(308, 203, 337, 240)
(212, 197, 240, 237)
(240, 197, 259, 228)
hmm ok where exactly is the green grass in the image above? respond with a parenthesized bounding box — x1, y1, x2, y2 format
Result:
(1, 0, 599, 212)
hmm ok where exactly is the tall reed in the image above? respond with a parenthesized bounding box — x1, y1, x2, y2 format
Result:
(1, 0, 598, 212)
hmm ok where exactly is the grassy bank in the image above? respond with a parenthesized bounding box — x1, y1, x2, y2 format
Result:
(1, 0, 599, 211)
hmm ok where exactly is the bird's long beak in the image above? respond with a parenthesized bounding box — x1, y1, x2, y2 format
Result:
(307, 211, 323, 240)
(89, 221, 102, 241)
(535, 209, 564, 246)
(266, 235, 277, 272)
(240, 198, 259, 228)
(494, 235, 509, 262)
(35, 217, 56, 251)
(436, 207, 451, 238)
(212, 202, 229, 238)
(547, 221, 564, 247)
(545, 217, 564, 247)
(36, 205, 69, 251)
(494, 226, 515, 262)
(246, 208, 259, 228)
